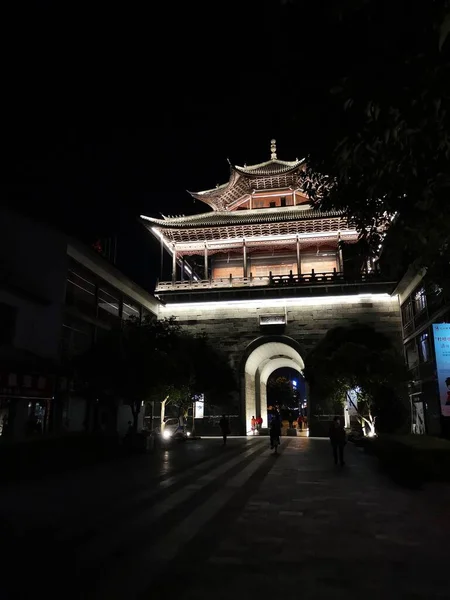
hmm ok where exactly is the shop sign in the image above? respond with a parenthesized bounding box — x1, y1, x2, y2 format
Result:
(432, 323, 450, 417)
(0, 373, 54, 399)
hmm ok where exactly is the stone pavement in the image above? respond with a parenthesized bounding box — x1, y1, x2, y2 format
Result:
(4, 436, 450, 599)
(147, 437, 450, 600)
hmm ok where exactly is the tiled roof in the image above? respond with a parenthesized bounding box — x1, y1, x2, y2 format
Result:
(188, 156, 306, 211)
(141, 206, 345, 229)
(233, 158, 305, 177)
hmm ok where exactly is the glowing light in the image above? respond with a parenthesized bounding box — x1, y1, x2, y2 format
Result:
(292, 380, 297, 388)
(186, 431, 191, 437)
(159, 293, 397, 312)
(149, 226, 199, 281)
(162, 430, 172, 440)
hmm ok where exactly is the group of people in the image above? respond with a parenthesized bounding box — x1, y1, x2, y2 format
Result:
(219, 412, 347, 465)
(270, 414, 346, 462)
(250, 415, 263, 434)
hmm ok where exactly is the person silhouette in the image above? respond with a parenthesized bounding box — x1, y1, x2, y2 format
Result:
(219, 414, 230, 445)
(329, 416, 346, 466)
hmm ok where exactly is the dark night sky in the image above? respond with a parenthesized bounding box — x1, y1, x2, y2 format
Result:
(3, 0, 421, 291)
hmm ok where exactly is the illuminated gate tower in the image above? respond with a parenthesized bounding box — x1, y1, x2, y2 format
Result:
(141, 141, 401, 435)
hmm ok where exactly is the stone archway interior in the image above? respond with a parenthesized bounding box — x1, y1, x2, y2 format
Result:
(244, 342, 304, 434)
(260, 358, 302, 431)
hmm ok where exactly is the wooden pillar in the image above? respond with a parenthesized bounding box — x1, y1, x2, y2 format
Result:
(180, 257, 185, 281)
(172, 245, 177, 283)
(160, 235, 164, 280)
(296, 236, 301, 276)
(204, 244, 208, 280)
(243, 239, 248, 278)
(249, 193, 253, 210)
(293, 189, 297, 206)
(338, 232, 343, 273)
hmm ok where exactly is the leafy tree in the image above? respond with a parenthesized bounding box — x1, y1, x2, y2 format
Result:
(148, 331, 237, 424)
(76, 317, 236, 433)
(294, 1, 450, 290)
(305, 325, 408, 435)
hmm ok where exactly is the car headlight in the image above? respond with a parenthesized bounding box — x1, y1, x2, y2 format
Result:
(162, 430, 172, 439)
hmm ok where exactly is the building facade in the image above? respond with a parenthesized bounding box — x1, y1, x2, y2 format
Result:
(396, 267, 450, 437)
(142, 141, 404, 434)
(0, 208, 159, 441)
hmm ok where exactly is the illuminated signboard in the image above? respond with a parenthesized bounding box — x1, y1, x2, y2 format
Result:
(432, 323, 450, 417)
(194, 394, 204, 419)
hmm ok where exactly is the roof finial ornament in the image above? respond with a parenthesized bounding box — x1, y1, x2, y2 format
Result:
(270, 138, 277, 160)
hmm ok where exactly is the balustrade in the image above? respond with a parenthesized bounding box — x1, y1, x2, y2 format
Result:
(155, 268, 381, 292)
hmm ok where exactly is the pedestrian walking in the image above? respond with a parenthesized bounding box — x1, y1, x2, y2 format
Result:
(297, 415, 303, 431)
(251, 415, 257, 435)
(329, 416, 346, 466)
(219, 414, 230, 446)
(288, 412, 294, 429)
(269, 412, 281, 454)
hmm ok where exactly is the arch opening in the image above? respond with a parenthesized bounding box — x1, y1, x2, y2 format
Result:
(244, 341, 305, 434)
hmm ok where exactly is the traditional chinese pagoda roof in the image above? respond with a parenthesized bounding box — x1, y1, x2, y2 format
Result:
(233, 158, 304, 177)
(141, 205, 345, 230)
(188, 140, 306, 211)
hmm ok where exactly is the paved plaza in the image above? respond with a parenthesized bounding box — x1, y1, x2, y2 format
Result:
(2, 437, 449, 599)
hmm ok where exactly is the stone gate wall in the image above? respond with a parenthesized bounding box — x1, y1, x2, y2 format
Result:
(158, 294, 403, 431)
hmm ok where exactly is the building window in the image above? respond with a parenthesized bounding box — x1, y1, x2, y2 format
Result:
(269, 201, 276, 208)
(122, 297, 141, 322)
(61, 317, 94, 358)
(280, 197, 286, 207)
(413, 287, 427, 314)
(402, 300, 413, 325)
(0, 303, 17, 345)
(405, 340, 419, 369)
(66, 265, 96, 315)
(97, 285, 120, 323)
(300, 253, 338, 274)
(418, 331, 431, 363)
(426, 282, 444, 313)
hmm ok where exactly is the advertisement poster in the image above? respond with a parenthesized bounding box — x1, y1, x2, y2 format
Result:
(194, 400, 204, 419)
(432, 323, 450, 417)
(194, 394, 205, 419)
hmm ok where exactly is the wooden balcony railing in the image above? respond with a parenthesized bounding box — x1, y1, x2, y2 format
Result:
(155, 269, 382, 292)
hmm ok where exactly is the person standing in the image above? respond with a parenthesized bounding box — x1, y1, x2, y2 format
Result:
(297, 415, 303, 431)
(269, 412, 281, 454)
(329, 416, 346, 466)
(219, 414, 230, 446)
(251, 415, 257, 435)
(256, 415, 263, 432)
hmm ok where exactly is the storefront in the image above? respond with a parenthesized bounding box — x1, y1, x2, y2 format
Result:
(0, 372, 55, 439)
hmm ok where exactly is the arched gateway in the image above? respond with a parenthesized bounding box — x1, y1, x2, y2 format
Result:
(142, 140, 403, 435)
(242, 336, 305, 434)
